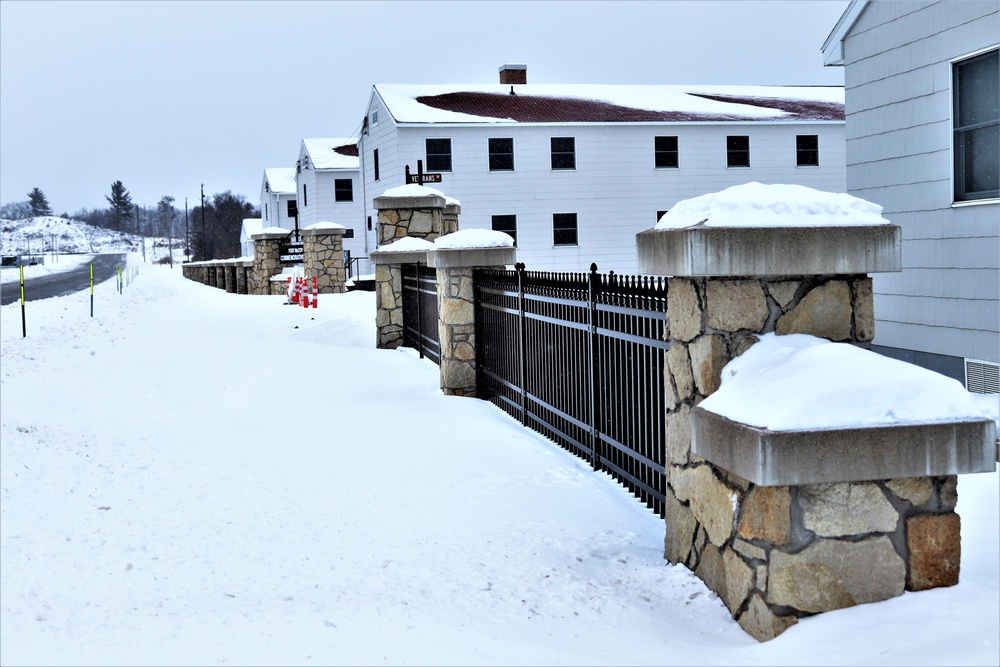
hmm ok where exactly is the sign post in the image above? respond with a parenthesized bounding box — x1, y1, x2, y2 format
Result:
(404, 160, 442, 186)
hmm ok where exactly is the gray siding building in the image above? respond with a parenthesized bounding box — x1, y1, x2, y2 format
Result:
(823, 0, 999, 392)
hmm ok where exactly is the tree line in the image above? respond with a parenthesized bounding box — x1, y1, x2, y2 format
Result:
(1, 183, 258, 261)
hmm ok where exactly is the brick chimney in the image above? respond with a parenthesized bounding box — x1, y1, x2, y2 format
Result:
(499, 64, 526, 85)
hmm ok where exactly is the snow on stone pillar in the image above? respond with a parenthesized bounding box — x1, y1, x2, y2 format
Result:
(250, 228, 291, 296)
(636, 183, 995, 641)
(430, 230, 516, 397)
(302, 222, 347, 294)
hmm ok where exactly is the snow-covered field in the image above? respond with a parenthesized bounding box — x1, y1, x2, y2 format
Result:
(1, 260, 997, 666)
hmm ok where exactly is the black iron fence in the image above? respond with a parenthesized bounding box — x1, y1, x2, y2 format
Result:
(475, 263, 670, 516)
(401, 263, 441, 364)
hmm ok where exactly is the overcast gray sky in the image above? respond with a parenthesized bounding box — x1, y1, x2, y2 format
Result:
(0, 0, 848, 215)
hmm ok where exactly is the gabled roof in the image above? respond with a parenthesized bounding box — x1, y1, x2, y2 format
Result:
(263, 168, 296, 195)
(822, 0, 870, 66)
(240, 218, 263, 238)
(301, 138, 360, 170)
(373, 84, 845, 124)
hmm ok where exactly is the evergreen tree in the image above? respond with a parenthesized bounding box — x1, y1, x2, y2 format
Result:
(106, 180, 134, 232)
(27, 188, 53, 217)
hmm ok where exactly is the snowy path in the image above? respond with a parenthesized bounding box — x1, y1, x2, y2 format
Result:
(1, 264, 997, 666)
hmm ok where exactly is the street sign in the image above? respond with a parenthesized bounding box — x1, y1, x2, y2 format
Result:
(404, 161, 442, 185)
(406, 173, 442, 184)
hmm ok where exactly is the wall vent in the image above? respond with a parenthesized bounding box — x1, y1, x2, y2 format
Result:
(966, 358, 1000, 394)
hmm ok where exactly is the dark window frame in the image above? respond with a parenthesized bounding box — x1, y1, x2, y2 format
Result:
(373, 149, 380, 181)
(727, 135, 750, 168)
(654, 136, 679, 168)
(335, 178, 353, 202)
(303, 184, 308, 207)
(491, 214, 517, 246)
(425, 137, 453, 172)
(953, 48, 999, 202)
(488, 138, 515, 171)
(550, 137, 576, 170)
(796, 135, 820, 166)
(552, 212, 578, 247)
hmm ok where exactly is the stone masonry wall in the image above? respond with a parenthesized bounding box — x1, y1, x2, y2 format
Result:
(375, 264, 404, 348)
(378, 207, 455, 245)
(436, 266, 477, 396)
(661, 275, 961, 641)
(250, 236, 285, 295)
(303, 231, 346, 294)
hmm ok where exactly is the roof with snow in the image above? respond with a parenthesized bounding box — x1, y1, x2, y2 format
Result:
(263, 168, 296, 195)
(301, 138, 360, 170)
(373, 84, 845, 125)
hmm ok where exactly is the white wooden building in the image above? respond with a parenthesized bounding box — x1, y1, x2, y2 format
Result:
(295, 138, 370, 275)
(356, 66, 847, 274)
(823, 0, 999, 390)
(259, 167, 297, 236)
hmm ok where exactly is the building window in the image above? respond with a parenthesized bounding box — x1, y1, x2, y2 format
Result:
(488, 138, 514, 171)
(287, 200, 297, 218)
(265, 203, 269, 221)
(657, 210, 668, 222)
(491, 214, 517, 246)
(371, 109, 379, 126)
(654, 136, 679, 168)
(551, 137, 576, 170)
(303, 184, 308, 207)
(553, 213, 578, 246)
(727, 135, 750, 168)
(426, 138, 452, 172)
(335, 178, 353, 202)
(373, 149, 380, 181)
(954, 49, 999, 202)
(343, 229, 355, 239)
(796, 135, 819, 166)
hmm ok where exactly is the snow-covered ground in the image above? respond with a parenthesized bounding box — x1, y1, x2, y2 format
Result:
(1, 260, 997, 666)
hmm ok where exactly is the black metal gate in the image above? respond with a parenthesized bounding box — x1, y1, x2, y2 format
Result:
(475, 263, 669, 516)
(401, 263, 441, 364)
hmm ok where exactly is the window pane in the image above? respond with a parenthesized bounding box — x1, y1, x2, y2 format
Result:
(488, 138, 514, 171)
(553, 213, 578, 246)
(426, 138, 452, 172)
(961, 125, 1000, 197)
(796, 135, 819, 166)
(491, 214, 517, 246)
(957, 50, 999, 127)
(551, 137, 576, 170)
(655, 135, 679, 168)
(335, 178, 353, 202)
(727, 135, 750, 167)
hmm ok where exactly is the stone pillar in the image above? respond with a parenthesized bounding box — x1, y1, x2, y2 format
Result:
(370, 248, 430, 350)
(635, 221, 1000, 641)
(215, 264, 225, 290)
(302, 223, 347, 294)
(225, 263, 237, 293)
(373, 187, 455, 245)
(430, 245, 516, 396)
(250, 229, 290, 295)
(236, 260, 250, 294)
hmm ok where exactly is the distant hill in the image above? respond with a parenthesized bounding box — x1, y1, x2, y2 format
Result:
(1, 216, 142, 255)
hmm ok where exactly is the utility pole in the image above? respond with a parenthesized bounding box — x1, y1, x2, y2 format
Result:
(200, 184, 207, 260)
(185, 197, 189, 262)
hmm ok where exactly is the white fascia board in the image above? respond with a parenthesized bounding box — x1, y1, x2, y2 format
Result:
(822, 0, 869, 66)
